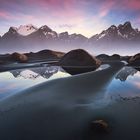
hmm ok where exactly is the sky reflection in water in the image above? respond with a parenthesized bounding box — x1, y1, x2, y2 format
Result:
(105, 66, 140, 101)
(0, 66, 140, 101)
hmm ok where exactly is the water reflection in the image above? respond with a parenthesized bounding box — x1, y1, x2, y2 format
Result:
(0, 66, 70, 99)
(1, 64, 140, 140)
(1, 65, 140, 103)
(10, 66, 66, 79)
(116, 66, 137, 81)
(104, 67, 140, 102)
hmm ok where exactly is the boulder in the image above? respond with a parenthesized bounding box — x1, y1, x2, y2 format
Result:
(59, 49, 101, 75)
(11, 52, 28, 63)
(129, 53, 140, 66)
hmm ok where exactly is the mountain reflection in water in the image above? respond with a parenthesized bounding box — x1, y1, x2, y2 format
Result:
(0, 65, 140, 101)
(104, 66, 140, 101)
(10, 66, 66, 79)
(116, 66, 137, 82)
(0, 66, 70, 99)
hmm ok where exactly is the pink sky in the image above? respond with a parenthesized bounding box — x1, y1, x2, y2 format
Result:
(0, 0, 140, 37)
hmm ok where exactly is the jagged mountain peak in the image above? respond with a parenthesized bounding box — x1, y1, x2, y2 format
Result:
(17, 24, 38, 36)
(123, 21, 132, 28)
(90, 21, 140, 41)
(39, 25, 52, 32)
(19, 24, 36, 28)
(109, 25, 117, 30)
(38, 25, 58, 38)
(0, 21, 140, 54)
(59, 32, 69, 39)
(8, 27, 18, 34)
(7, 24, 38, 36)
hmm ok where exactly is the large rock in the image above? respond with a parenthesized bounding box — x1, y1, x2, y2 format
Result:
(110, 54, 120, 60)
(129, 53, 140, 66)
(11, 52, 28, 63)
(59, 49, 101, 75)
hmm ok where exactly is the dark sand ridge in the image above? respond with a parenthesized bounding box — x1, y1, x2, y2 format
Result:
(0, 61, 138, 140)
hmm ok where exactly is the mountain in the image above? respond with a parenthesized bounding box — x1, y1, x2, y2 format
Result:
(16, 24, 38, 36)
(0, 21, 140, 54)
(89, 21, 140, 42)
(2, 24, 38, 39)
(28, 25, 58, 39)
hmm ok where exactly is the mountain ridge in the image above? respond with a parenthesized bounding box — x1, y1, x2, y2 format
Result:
(0, 21, 140, 54)
(1, 21, 139, 39)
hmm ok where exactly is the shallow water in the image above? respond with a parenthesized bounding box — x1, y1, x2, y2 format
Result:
(0, 65, 140, 102)
(0, 64, 140, 140)
(107, 66, 140, 99)
(0, 66, 70, 99)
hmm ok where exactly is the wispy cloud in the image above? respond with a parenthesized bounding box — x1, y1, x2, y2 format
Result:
(99, 0, 115, 17)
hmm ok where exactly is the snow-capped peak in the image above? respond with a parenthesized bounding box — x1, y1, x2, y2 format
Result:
(17, 24, 38, 36)
(39, 25, 57, 38)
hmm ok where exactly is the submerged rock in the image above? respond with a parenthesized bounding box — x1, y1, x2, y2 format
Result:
(59, 49, 101, 75)
(90, 120, 109, 134)
(88, 119, 110, 140)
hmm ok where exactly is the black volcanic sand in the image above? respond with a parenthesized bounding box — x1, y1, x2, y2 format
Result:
(0, 62, 140, 140)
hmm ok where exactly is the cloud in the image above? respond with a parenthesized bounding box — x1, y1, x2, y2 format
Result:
(99, 0, 115, 17)
(58, 24, 76, 29)
(0, 10, 11, 19)
(0, 0, 140, 37)
(124, 0, 140, 10)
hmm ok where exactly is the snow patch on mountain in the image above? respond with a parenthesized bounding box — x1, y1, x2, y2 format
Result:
(17, 24, 38, 36)
(90, 21, 140, 41)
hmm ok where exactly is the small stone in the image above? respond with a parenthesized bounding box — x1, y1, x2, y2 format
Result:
(90, 119, 109, 134)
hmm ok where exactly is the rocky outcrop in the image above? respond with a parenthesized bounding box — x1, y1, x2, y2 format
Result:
(25, 50, 65, 61)
(110, 54, 121, 60)
(11, 52, 28, 63)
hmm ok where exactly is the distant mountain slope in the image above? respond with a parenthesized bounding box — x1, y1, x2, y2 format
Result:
(89, 21, 140, 42)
